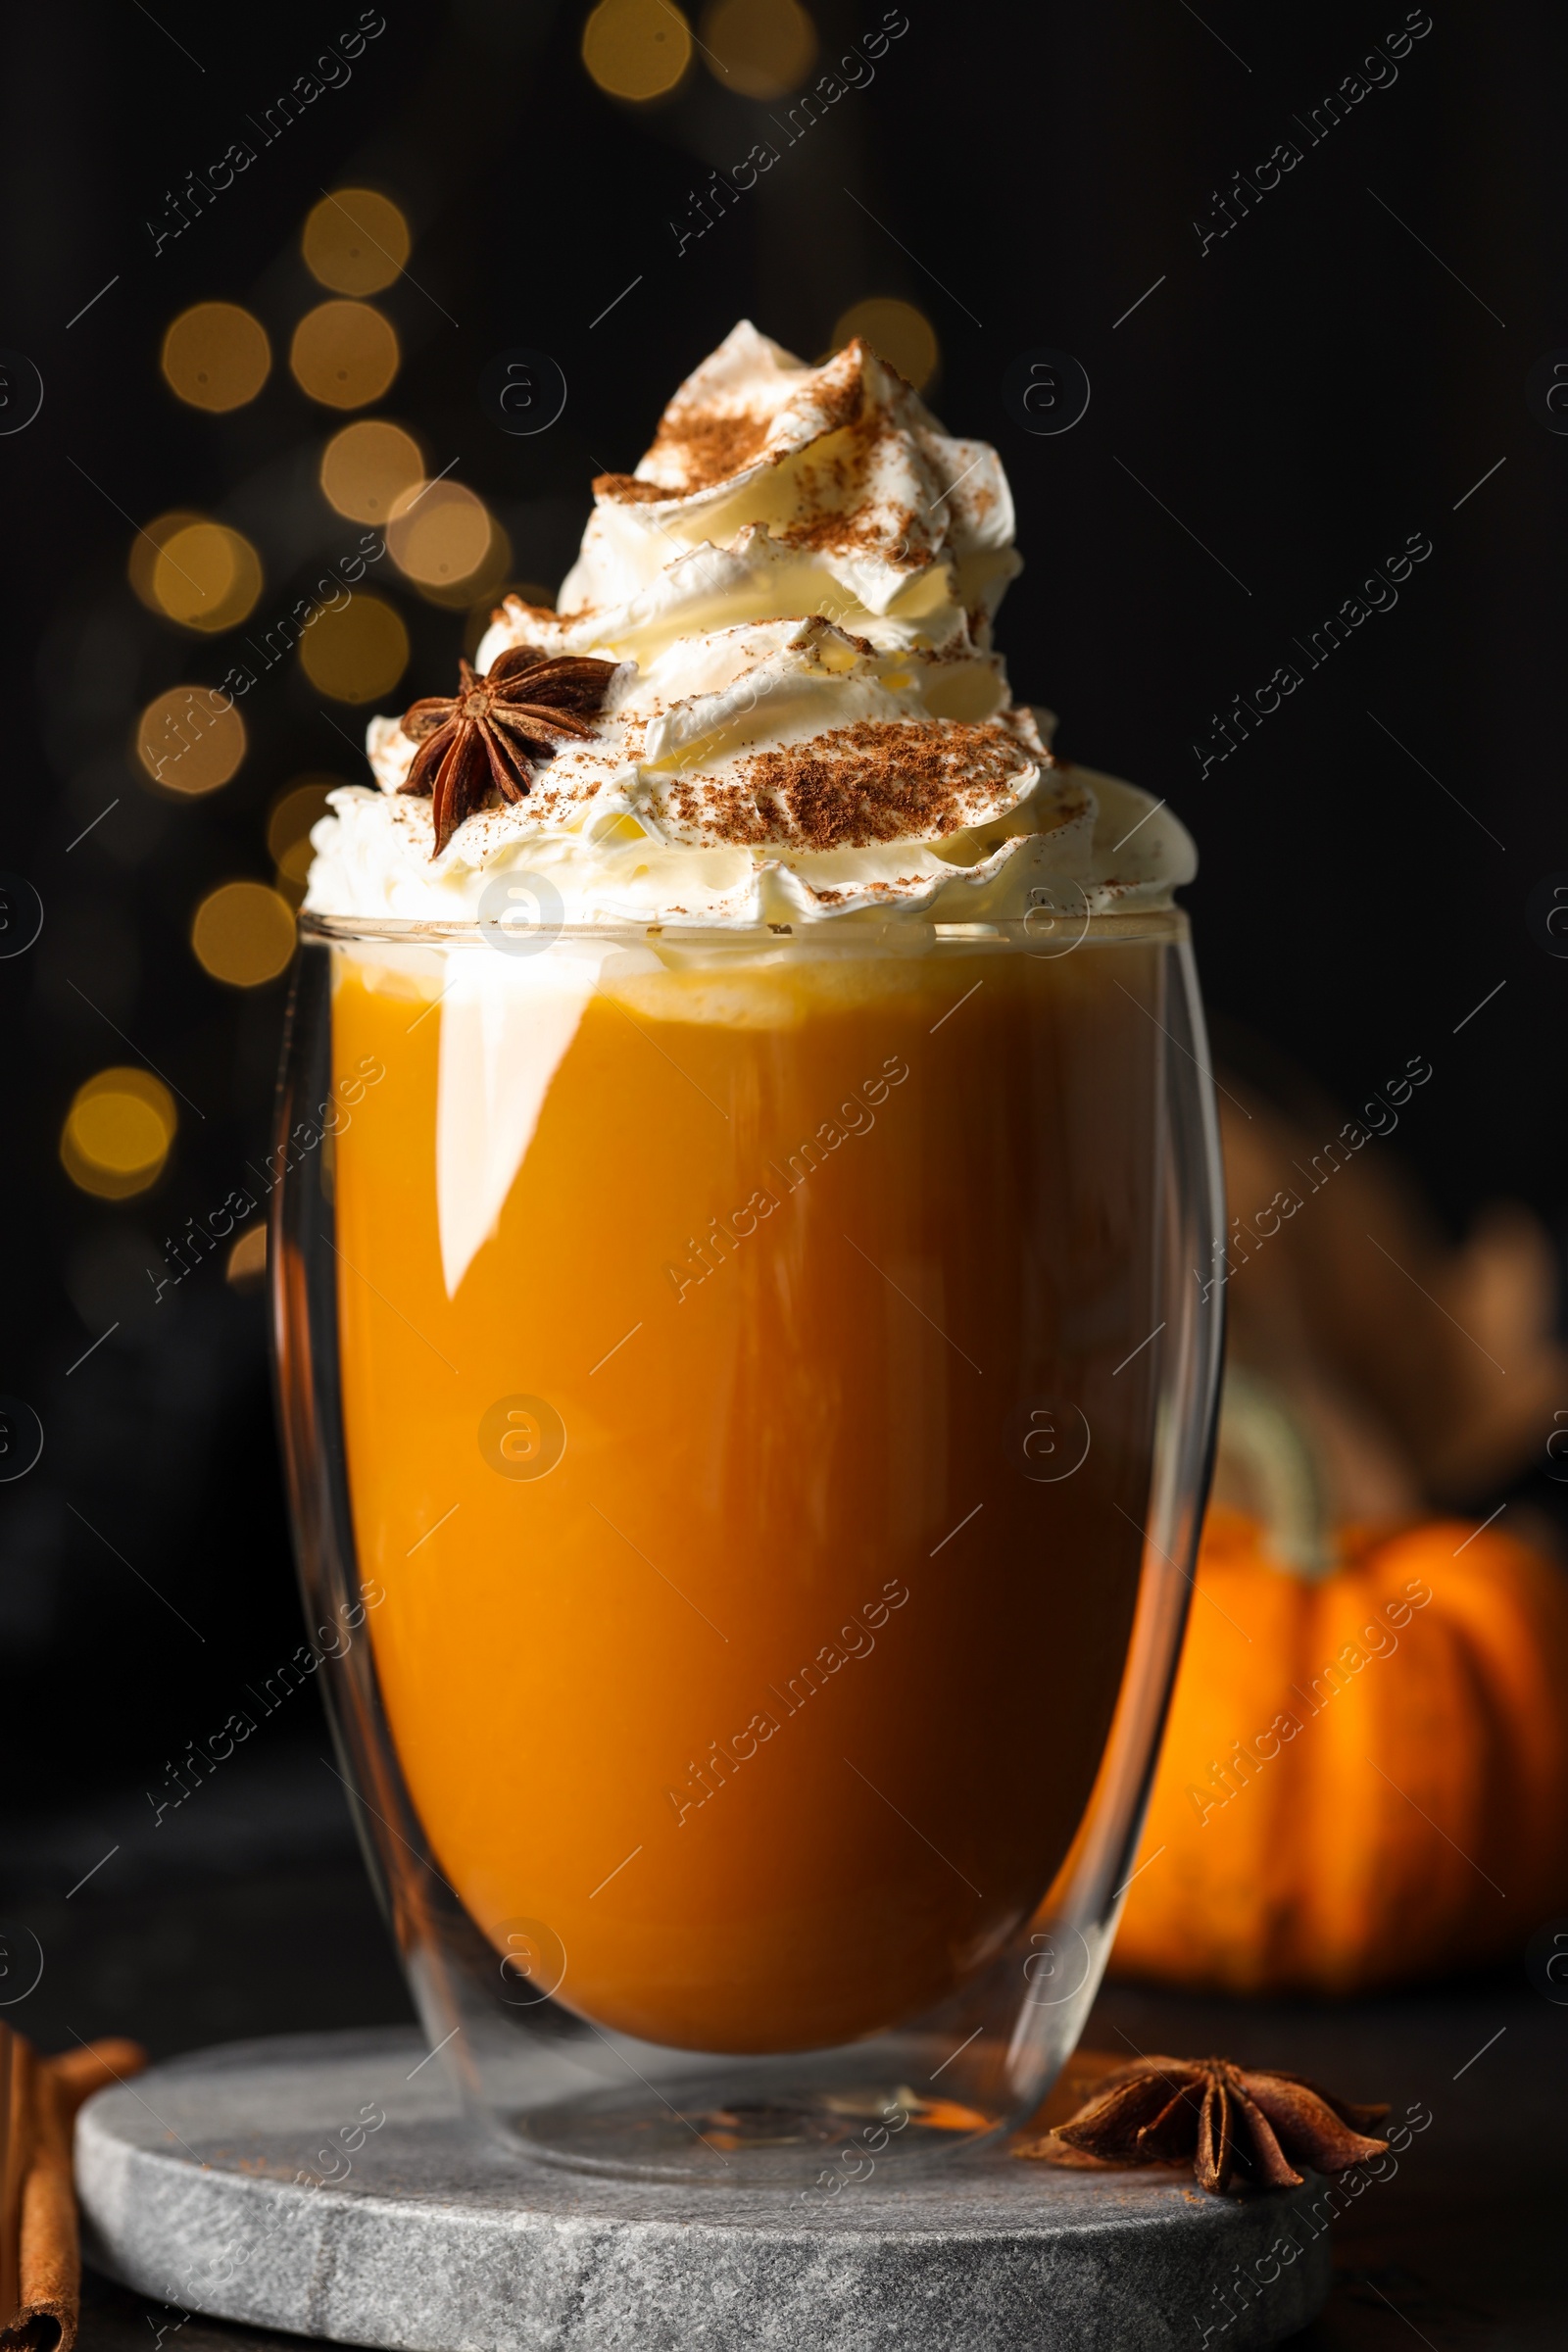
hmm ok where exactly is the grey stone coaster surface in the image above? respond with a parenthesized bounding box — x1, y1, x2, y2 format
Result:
(77, 2029, 1332, 2351)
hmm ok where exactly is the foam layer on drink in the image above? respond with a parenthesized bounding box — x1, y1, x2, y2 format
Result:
(305, 321, 1195, 929)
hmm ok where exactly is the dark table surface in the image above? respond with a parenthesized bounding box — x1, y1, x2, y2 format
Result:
(8, 1731, 1563, 2352)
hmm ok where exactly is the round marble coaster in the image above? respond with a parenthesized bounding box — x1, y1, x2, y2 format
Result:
(77, 2030, 1332, 2351)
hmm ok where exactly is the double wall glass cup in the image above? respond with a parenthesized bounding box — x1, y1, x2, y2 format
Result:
(272, 902, 1223, 2184)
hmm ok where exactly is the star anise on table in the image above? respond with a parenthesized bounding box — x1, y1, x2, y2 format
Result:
(1015, 2055, 1390, 2196)
(397, 646, 618, 856)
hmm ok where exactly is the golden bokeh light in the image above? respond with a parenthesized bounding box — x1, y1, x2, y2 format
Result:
(319, 418, 423, 522)
(162, 303, 271, 412)
(701, 0, 815, 95)
(61, 1067, 177, 1200)
(268, 776, 338, 901)
(130, 513, 204, 612)
(226, 1223, 269, 1288)
(135, 687, 247, 796)
(298, 591, 409, 702)
(268, 777, 337, 871)
(303, 189, 411, 295)
(191, 881, 297, 988)
(832, 296, 940, 392)
(421, 515, 512, 612)
(582, 0, 692, 98)
(387, 478, 493, 588)
(290, 301, 400, 409)
(151, 521, 263, 633)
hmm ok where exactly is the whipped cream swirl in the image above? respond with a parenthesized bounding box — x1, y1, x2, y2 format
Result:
(306, 321, 1194, 926)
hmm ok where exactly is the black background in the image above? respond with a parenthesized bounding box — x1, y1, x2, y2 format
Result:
(2, 0, 1563, 2040)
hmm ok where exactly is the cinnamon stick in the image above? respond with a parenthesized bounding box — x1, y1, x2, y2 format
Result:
(0, 2034, 147, 2352)
(44, 2046, 147, 2118)
(0, 2031, 27, 2342)
(6, 2049, 67, 2352)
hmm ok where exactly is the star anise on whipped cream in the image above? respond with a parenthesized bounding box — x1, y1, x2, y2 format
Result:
(1015, 2055, 1390, 2196)
(397, 647, 618, 856)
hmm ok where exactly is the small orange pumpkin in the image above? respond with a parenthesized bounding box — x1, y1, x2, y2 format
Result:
(1112, 1397, 1568, 1993)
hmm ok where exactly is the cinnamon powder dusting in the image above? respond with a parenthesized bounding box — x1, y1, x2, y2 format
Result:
(596, 414, 777, 503)
(694, 720, 1033, 852)
(592, 472, 676, 505)
(596, 343, 870, 501)
(646, 408, 776, 488)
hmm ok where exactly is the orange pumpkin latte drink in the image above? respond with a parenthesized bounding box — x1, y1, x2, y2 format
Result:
(292, 324, 1208, 2142)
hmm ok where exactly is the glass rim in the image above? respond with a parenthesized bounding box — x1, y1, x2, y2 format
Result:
(296, 904, 1191, 950)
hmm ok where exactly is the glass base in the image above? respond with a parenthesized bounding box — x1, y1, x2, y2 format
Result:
(496, 2047, 1007, 2183)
